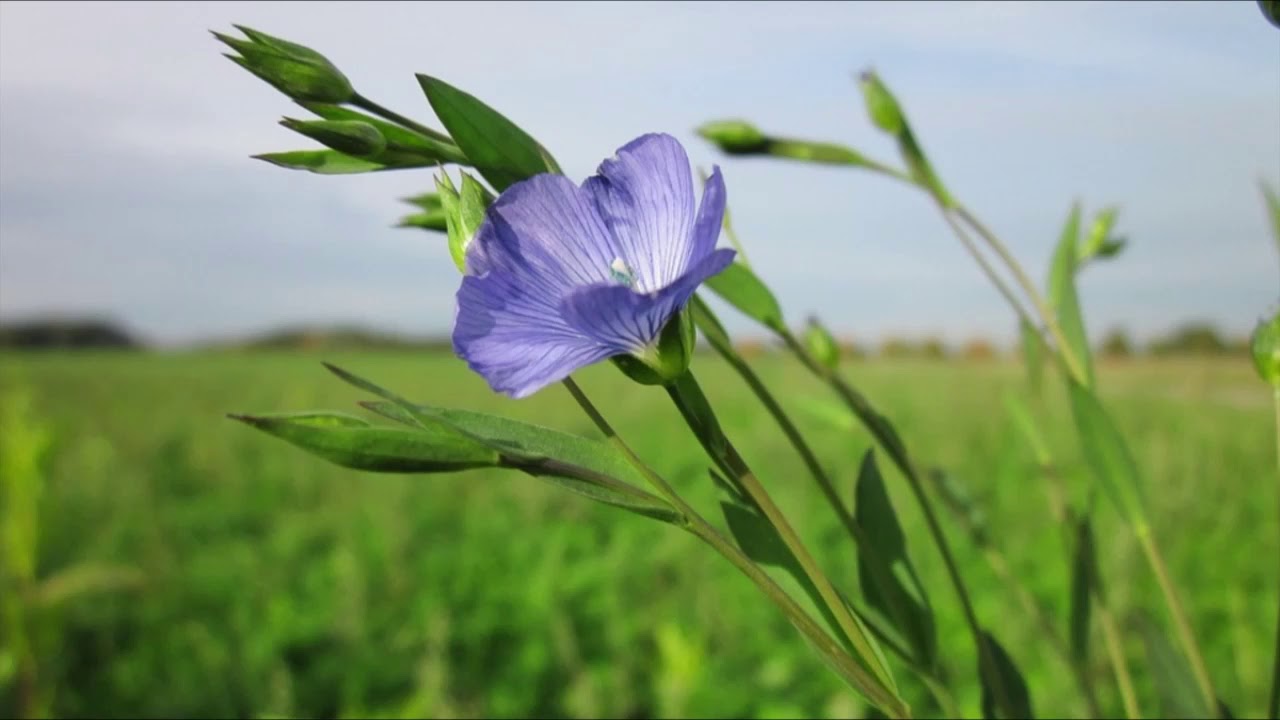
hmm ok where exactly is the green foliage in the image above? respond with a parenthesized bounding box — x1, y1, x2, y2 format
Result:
(1047, 202, 1096, 389)
(703, 262, 787, 334)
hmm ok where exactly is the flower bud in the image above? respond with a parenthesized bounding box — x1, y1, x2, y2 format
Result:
(280, 118, 386, 157)
(1252, 310, 1280, 388)
(1078, 207, 1127, 263)
(435, 170, 494, 272)
(804, 317, 841, 370)
(215, 25, 353, 103)
(857, 70, 905, 135)
(696, 120, 770, 155)
(612, 306, 696, 386)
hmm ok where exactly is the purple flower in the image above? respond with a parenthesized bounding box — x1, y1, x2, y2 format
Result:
(452, 133, 735, 399)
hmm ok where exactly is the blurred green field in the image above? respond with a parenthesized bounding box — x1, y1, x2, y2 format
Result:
(0, 349, 1274, 719)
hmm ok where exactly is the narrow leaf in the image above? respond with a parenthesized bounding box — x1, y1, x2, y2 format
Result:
(703, 262, 786, 333)
(1019, 319, 1044, 397)
(417, 74, 560, 191)
(298, 100, 456, 146)
(854, 450, 937, 667)
(1068, 514, 1098, 666)
(228, 411, 500, 472)
(1047, 202, 1096, 388)
(1067, 378, 1147, 528)
(979, 631, 1035, 719)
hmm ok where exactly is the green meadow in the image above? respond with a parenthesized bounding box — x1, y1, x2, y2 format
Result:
(1, 349, 1273, 718)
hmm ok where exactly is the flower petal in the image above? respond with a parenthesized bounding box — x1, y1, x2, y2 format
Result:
(453, 269, 615, 398)
(466, 173, 620, 291)
(690, 165, 727, 261)
(561, 248, 737, 352)
(584, 133, 698, 293)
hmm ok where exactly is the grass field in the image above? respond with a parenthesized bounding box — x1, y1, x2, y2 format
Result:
(0, 349, 1274, 719)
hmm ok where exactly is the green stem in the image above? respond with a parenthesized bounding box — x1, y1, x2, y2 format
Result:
(1135, 524, 1219, 716)
(1098, 598, 1141, 719)
(558, 378, 910, 719)
(690, 295, 955, 709)
(663, 370, 899, 696)
(939, 211, 1039, 334)
(1269, 386, 1280, 720)
(952, 204, 1089, 387)
(350, 92, 455, 143)
(776, 329, 1018, 717)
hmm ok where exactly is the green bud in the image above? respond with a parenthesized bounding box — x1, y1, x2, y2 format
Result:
(611, 306, 696, 386)
(1078, 207, 1127, 264)
(280, 118, 386, 157)
(804, 317, 841, 370)
(696, 120, 770, 155)
(858, 70, 905, 135)
(214, 25, 353, 103)
(396, 211, 448, 233)
(1252, 310, 1280, 387)
(435, 170, 494, 272)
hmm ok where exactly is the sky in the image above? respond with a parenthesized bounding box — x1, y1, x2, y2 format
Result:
(1, 0, 1277, 348)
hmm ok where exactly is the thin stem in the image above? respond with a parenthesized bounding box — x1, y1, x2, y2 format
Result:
(1269, 386, 1280, 720)
(691, 296, 954, 706)
(664, 371, 899, 695)
(1136, 526, 1219, 716)
(776, 329, 1018, 716)
(350, 92, 455, 143)
(952, 205, 1089, 386)
(1098, 601, 1141, 719)
(939, 211, 1039, 334)
(558, 377, 910, 719)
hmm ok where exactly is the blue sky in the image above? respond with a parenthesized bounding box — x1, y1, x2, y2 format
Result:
(1, 1, 1277, 348)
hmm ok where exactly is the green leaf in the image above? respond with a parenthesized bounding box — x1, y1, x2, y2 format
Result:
(1077, 206, 1122, 265)
(396, 210, 448, 233)
(227, 411, 500, 473)
(401, 192, 444, 212)
(1250, 310, 1280, 387)
(253, 149, 429, 175)
(296, 101, 467, 163)
(358, 400, 679, 523)
(1136, 613, 1213, 719)
(721, 501, 794, 568)
(979, 631, 1035, 719)
(804, 318, 841, 370)
(1047, 202, 1096, 389)
(1067, 378, 1146, 528)
(417, 74, 560, 191)
(854, 450, 937, 668)
(1068, 513, 1099, 667)
(704, 262, 786, 333)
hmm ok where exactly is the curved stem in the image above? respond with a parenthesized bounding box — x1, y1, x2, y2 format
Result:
(953, 205, 1088, 386)
(350, 92, 455, 143)
(1098, 601, 1141, 719)
(690, 295, 955, 709)
(663, 371, 899, 696)
(776, 328, 1018, 716)
(558, 378, 910, 719)
(939, 211, 1039, 334)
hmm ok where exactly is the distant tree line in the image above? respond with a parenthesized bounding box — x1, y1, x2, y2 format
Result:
(0, 318, 1255, 359)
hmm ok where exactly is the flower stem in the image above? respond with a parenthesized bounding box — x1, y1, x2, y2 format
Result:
(350, 92, 455, 143)
(1135, 522, 1219, 716)
(1098, 599, 1141, 719)
(690, 295, 956, 709)
(1269, 386, 1280, 720)
(558, 377, 910, 719)
(662, 370, 900, 697)
(775, 328, 1019, 717)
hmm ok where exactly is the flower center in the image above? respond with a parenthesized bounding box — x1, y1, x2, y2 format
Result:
(609, 257, 636, 287)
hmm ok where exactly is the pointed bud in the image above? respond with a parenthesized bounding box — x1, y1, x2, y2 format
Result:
(435, 170, 494, 272)
(1252, 310, 1280, 388)
(857, 70, 905, 135)
(696, 120, 770, 155)
(804, 317, 841, 370)
(1078, 207, 1127, 263)
(857, 69, 954, 207)
(612, 306, 696, 386)
(214, 25, 353, 103)
(280, 118, 386, 157)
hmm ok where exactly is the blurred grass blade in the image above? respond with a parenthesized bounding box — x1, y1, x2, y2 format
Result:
(1067, 379, 1146, 528)
(1048, 202, 1096, 389)
(30, 564, 146, 609)
(979, 631, 1034, 719)
(417, 74, 561, 191)
(854, 450, 937, 668)
(1069, 514, 1099, 667)
(1019, 319, 1044, 396)
(227, 411, 500, 473)
(704, 262, 786, 334)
